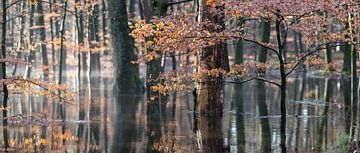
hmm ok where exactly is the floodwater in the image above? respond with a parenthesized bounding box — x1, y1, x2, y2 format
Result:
(0, 72, 355, 153)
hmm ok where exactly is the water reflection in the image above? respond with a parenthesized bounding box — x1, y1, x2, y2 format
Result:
(255, 81, 271, 153)
(113, 95, 142, 152)
(0, 73, 358, 152)
(233, 84, 245, 153)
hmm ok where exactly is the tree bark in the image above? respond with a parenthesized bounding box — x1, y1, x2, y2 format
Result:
(107, 0, 142, 94)
(196, 1, 225, 114)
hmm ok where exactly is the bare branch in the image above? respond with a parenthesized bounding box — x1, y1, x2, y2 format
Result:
(226, 77, 281, 87)
(285, 42, 359, 76)
(242, 38, 280, 57)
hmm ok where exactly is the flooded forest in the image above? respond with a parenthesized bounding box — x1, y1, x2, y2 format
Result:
(1, 0, 360, 153)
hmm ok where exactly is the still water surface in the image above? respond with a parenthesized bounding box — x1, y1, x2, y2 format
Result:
(0, 73, 352, 153)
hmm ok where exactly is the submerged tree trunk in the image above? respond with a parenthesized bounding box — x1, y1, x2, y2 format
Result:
(37, 0, 50, 81)
(107, 0, 142, 94)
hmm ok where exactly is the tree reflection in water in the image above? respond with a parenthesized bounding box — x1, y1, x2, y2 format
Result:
(0, 74, 358, 152)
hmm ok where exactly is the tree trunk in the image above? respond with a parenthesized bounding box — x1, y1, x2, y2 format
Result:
(275, 14, 287, 153)
(257, 20, 271, 63)
(12, 0, 27, 76)
(24, 3, 36, 79)
(343, 76, 352, 135)
(221, 42, 230, 72)
(195, 115, 225, 152)
(107, 0, 142, 94)
(343, 21, 352, 74)
(352, 46, 358, 140)
(145, 0, 168, 100)
(234, 40, 243, 64)
(88, 4, 101, 76)
(58, 0, 67, 85)
(1, 2, 9, 150)
(37, 0, 50, 81)
(102, 0, 109, 55)
(75, 0, 84, 78)
(196, 0, 224, 114)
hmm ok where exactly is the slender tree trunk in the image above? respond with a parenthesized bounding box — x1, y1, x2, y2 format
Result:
(37, 0, 49, 81)
(49, 0, 57, 79)
(298, 33, 306, 71)
(88, 4, 101, 76)
(58, 0, 68, 85)
(352, 46, 358, 140)
(1, 1, 9, 150)
(107, 0, 142, 94)
(12, 0, 27, 76)
(102, 0, 109, 55)
(75, 0, 84, 79)
(24, 3, 36, 79)
(57, 0, 67, 71)
(276, 13, 287, 153)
